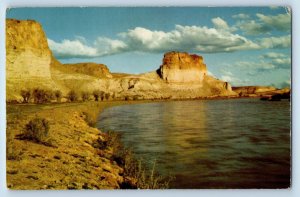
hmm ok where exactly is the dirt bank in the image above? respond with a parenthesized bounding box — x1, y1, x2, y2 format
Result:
(6, 100, 149, 189)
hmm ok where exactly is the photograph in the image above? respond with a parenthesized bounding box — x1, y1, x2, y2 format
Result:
(6, 7, 291, 189)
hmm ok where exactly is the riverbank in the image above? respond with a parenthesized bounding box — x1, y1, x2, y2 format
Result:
(6, 100, 157, 189)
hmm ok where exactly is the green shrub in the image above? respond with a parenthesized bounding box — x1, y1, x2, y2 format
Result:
(32, 88, 53, 104)
(20, 89, 31, 103)
(24, 118, 49, 143)
(67, 90, 78, 102)
(81, 91, 90, 101)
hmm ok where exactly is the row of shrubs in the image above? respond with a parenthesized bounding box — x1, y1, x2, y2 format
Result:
(20, 89, 117, 104)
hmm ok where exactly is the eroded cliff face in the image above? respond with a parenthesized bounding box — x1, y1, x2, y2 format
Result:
(6, 19, 236, 102)
(159, 52, 207, 83)
(6, 19, 59, 101)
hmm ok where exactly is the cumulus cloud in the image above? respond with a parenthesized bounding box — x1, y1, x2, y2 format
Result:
(120, 25, 260, 53)
(212, 17, 229, 29)
(94, 37, 127, 56)
(259, 35, 291, 49)
(230, 51, 290, 77)
(48, 19, 290, 59)
(237, 13, 291, 35)
(48, 39, 98, 59)
(238, 20, 272, 35)
(256, 13, 291, 32)
(48, 24, 263, 59)
(235, 61, 276, 71)
(261, 52, 291, 69)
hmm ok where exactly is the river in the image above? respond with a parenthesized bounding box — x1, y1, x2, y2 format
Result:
(96, 98, 290, 188)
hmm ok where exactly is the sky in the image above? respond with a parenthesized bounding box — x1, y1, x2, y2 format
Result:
(7, 7, 291, 88)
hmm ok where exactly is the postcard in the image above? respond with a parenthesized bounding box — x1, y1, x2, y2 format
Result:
(6, 7, 291, 189)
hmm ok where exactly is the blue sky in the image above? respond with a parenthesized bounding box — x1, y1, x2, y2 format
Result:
(7, 7, 291, 88)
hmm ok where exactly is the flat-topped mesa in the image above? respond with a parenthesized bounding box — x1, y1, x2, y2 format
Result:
(159, 51, 207, 83)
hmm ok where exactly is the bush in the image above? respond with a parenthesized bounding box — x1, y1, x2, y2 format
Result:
(20, 89, 31, 103)
(93, 90, 105, 101)
(32, 88, 53, 104)
(32, 88, 54, 104)
(54, 90, 62, 102)
(81, 91, 90, 101)
(23, 118, 49, 143)
(67, 90, 78, 102)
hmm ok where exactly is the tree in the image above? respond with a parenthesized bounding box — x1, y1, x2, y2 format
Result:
(93, 90, 105, 101)
(67, 90, 78, 102)
(54, 90, 62, 102)
(105, 93, 110, 100)
(32, 88, 52, 104)
(81, 91, 90, 101)
(21, 89, 31, 103)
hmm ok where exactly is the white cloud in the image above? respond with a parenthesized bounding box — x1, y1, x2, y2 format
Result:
(232, 13, 250, 19)
(94, 37, 127, 56)
(120, 25, 260, 53)
(47, 22, 290, 59)
(236, 61, 276, 71)
(221, 70, 233, 76)
(48, 39, 98, 59)
(262, 52, 287, 59)
(269, 6, 280, 10)
(237, 13, 291, 35)
(256, 13, 291, 32)
(259, 35, 291, 49)
(212, 17, 229, 29)
(238, 20, 272, 35)
(261, 52, 291, 69)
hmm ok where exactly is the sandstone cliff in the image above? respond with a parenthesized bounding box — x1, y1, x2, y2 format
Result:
(6, 19, 237, 102)
(159, 51, 207, 83)
(6, 19, 61, 100)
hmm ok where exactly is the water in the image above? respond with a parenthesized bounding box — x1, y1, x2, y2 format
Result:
(96, 98, 290, 189)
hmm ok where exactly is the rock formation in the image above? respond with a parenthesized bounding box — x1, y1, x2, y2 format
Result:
(61, 63, 112, 78)
(159, 51, 207, 83)
(6, 19, 237, 102)
(6, 19, 60, 100)
(232, 86, 290, 98)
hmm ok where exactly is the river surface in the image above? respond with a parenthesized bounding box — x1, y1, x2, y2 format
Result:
(96, 98, 290, 189)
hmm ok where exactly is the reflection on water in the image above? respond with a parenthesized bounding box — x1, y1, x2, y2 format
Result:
(97, 98, 290, 188)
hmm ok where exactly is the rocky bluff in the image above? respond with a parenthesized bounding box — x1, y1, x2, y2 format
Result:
(6, 19, 236, 102)
(159, 52, 207, 83)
